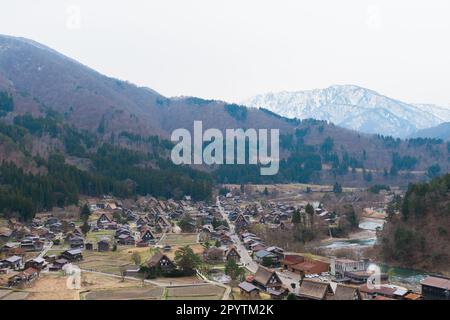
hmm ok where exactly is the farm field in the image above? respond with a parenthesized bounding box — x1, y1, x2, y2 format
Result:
(151, 275, 207, 286)
(23, 272, 154, 300)
(163, 244, 205, 260)
(0, 291, 30, 300)
(159, 233, 198, 246)
(85, 230, 116, 243)
(166, 284, 225, 300)
(84, 286, 164, 300)
(76, 247, 154, 275)
(230, 288, 271, 300)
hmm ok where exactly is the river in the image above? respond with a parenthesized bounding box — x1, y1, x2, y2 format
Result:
(320, 217, 430, 289)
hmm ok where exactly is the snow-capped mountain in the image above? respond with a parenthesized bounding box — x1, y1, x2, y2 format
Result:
(242, 85, 450, 138)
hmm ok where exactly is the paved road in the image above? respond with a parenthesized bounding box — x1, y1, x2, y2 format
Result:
(216, 196, 298, 292)
(216, 197, 258, 273)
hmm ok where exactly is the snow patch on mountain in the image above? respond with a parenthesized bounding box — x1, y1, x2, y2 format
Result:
(242, 85, 450, 138)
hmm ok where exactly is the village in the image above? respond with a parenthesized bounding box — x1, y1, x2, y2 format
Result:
(0, 184, 449, 301)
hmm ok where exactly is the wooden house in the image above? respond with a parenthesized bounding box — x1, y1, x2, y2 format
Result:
(140, 228, 155, 243)
(1, 255, 23, 270)
(97, 239, 110, 252)
(238, 281, 260, 298)
(253, 266, 283, 291)
(225, 246, 241, 262)
(24, 257, 46, 270)
(146, 252, 176, 272)
(420, 276, 450, 300)
(327, 284, 362, 300)
(97, 213, 113, 228)
(117, 234, 135, 245)
(60, 249, 83, 262)
(8, 267, 39, 287)
(49, 258, 68, 271)
(296, 279, 333, 300)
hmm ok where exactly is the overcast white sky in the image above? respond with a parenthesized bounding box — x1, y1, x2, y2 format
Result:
(1, 0, 450, 105)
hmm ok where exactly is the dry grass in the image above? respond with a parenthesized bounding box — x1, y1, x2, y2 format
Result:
(159, 233, 198, 246)
(76, 247, 153, 275)
(164, 244, 205, 260)
(1, 291, 30, 300)
(166, 284, 225, 300)
(85, 230, 115, 243)
(84, 286, 163, 300)
(25, 272, 155, 300)
(230, 287, 271, 300)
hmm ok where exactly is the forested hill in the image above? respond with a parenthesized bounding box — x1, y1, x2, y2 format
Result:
(1, 35, 450, 220)
(0, 111, 213, 220)
(379, 174, 450, 273)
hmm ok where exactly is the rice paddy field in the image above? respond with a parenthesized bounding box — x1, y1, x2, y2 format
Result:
(76, 247, 154, 275)
(159, 233, 199, 246)
(84, 286, 164, 300)
(166, 284, 225, 300)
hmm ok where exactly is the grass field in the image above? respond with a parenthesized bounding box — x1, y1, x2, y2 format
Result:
(85, 230, 116, 243)
(164, 244, 205, 260)
(76, 247, 154, 275)
(24, 272, 156, 300)
(166, 284, 225, 300)
(159, 233, 198, 246)
(84, 286, 164, 300)
(0, 291, 30, 300)
(230, 288, 271, 300)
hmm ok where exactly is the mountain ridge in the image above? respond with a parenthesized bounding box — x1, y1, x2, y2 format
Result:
(242, 85, 450, 138)
(410, 122, 450, 141)
(1, 34, 449, 190)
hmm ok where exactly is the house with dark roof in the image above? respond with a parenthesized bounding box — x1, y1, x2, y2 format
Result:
(140, 228, 155, 243)
(1, 255, 23, 270)
(235, 214, 249, 231)
(253, 266, 283, 291)
(225, 246, 241, 262)
(117, 233, 135, 245)
(146, 252, 176, 272)
(238, 281, 260, 298)
(49, 258, 68, 271)
(219, 234, 233, 246)
(69, 236, 85, 249)
(97, 239, 110, 252)
(60, 249, 83, 262)
(97, 213, 117, 229)
(20, 237, 44, 252)
(136, 217, 149, 227)
(420, 276, 450, 300)
(24, 257, 46, 270)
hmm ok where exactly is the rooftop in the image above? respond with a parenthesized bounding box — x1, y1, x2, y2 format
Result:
(421, 276, 450, 290)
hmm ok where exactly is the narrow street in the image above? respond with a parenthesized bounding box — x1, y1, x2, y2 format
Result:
(216, 196, 258, 273)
